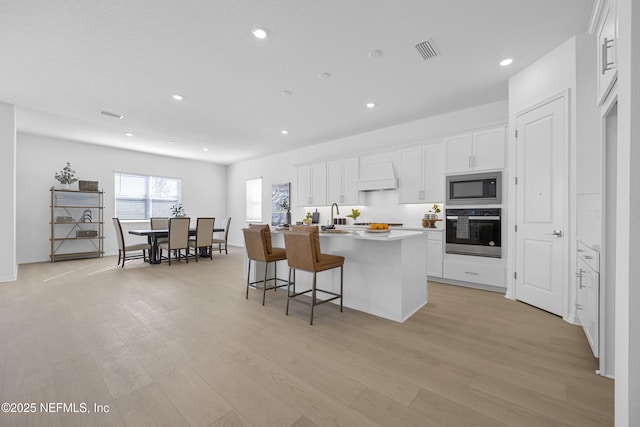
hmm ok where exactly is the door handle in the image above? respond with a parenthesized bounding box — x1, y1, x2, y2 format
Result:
(551, 230, 563, 238)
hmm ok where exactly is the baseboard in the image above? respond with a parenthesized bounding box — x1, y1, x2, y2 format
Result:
(428, 276, 507, 294)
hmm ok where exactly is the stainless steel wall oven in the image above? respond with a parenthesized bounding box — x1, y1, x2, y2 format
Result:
(445, 208, 501, 258)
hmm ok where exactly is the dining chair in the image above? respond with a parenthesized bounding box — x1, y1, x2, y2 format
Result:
(158, 217, 191, 265)
(243, 224, 287, 305)
(212, 217, 231, 254)
(112, 218, 151, 267)
(283, 226, 344, 325)
(188, 217, 215, 261)
(150, 217, 169, 245)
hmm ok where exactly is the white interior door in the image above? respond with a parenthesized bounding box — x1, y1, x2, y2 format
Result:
(515, 95, 567, 316)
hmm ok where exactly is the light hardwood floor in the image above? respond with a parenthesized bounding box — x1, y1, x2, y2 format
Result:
(0, 248, 613, 426)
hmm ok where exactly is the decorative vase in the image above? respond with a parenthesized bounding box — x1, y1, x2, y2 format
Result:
(59, 183, 71, 190)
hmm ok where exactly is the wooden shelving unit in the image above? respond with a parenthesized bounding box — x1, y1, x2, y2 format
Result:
(50, 186, 104, 262)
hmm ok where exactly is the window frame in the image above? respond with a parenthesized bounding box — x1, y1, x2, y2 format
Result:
(114, 172, 182, 221)
(245, 178, 263, 223)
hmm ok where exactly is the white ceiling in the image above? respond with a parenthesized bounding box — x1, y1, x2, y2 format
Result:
(0, 0, 594, 165)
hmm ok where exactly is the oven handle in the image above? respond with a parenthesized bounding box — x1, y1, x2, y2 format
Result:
(446, 216, 501, 220)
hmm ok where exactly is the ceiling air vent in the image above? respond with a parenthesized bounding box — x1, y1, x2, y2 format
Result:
(415, 39, 439, 60)
(100, 110, 124, 119)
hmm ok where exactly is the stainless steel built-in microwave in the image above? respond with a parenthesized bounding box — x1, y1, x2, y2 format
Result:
(446, 172, 501, 205)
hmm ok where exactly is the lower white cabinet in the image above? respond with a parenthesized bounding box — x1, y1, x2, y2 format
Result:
(426, 231, 443, 278)
(443, 258, 505, 287)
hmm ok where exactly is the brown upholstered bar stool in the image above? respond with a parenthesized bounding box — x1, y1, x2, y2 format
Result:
(242, 224, 288, 305)
(283, 226, 344, 325)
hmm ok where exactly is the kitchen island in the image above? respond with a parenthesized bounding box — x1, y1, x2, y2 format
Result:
(248, 228, 428, 323)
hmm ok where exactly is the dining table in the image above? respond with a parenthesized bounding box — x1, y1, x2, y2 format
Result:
(129, 227, 224, 264)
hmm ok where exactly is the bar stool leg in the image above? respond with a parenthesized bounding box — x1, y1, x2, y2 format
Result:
(340, 265, 344, 312)
(310, 272, 317, 325)
(246, 259, 251, 299)
(286, 267, 292, 316)
(262, 261, 268, 306)
(274, 262, 278, 292)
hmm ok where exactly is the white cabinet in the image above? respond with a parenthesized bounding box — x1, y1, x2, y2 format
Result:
(327, 158, 361, 205)
(426, 231, 443, 278)
(576, 242, 600, 357)
(595, 0, 617, 105)
(296, 163, 327, 206)
(445, 127, 506, 173)
(399, 142, 444, 203)
(399, 147, 423, 203)
(443, 258, 505, 287)
(423, 144, 445, 201)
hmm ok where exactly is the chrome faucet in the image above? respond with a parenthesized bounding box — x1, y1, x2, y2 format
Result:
(331, 202, 340, 225)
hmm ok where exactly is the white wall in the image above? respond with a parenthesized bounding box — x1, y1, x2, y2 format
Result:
(0, 102, 17, 282)
(615, 0, 639, 423)
(16, 133, 228, 263)
(227, 100, 508, 247)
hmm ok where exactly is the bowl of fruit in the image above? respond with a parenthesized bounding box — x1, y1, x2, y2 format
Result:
(365, 223, 390, 233)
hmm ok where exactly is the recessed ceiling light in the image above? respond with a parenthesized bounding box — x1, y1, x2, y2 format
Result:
(172, 94, 184, 101)
(500, 58, 513, 66)
(366, 102, 376, 109)
(168, 140, 175, 144)
(281, 90, 293, 96)
(281, 129, 289, 135)
(319, 72, 331, 79)
(252, 28, 268, 39)
(203, 147, 209, 152)
(369, 49, 383, 58)
(125, 133, 133, 137)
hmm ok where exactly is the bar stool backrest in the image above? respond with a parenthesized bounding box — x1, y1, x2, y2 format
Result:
(283, 231, 318, 271)
(243, 226, 273, 262)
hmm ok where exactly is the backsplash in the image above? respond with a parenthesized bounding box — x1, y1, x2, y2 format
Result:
(291, 189, 443, 229)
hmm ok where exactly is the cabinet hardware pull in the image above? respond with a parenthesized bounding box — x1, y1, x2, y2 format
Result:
(464, 271, 479, 275)
(602, 37, 615, 74)
(576, 304, 584, 310)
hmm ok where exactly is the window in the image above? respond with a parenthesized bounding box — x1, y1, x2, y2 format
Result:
(245, 178, 262, 222)
(114, 173, 181, 220)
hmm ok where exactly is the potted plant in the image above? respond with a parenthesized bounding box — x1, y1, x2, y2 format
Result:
(303, 211, 312, 225)
(279, 197, 291, 225)
(54, 162, 78, 189)
(422, 204, 442, 228)
(346, 208, 361, 223)
(170, 203, 186, 217)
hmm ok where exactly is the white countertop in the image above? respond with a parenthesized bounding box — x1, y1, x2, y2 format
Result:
(273, 228, 426, 241)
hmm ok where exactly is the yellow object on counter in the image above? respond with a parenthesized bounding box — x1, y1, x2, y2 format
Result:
(369, 223, 389, 230)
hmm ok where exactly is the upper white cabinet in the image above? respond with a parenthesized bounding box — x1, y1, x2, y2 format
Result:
(445, 126, 506, 173)
(399, 147, 423, 203)
(327, 158, 361, 205)
(296, 163, 327, 206)
(423, 143, 445, 201)
(399, 143, 444, 203)
(595, 0, 617, 104)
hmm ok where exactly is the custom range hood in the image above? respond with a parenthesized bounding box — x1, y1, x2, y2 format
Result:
(356, 161, 398, 191)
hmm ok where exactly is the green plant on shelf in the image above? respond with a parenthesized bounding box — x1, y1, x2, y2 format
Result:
(54, 162, 78, 184)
